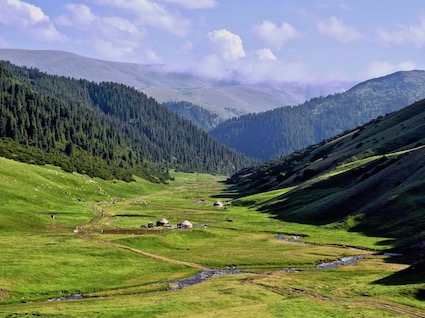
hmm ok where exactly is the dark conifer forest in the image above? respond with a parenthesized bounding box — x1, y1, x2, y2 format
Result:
(210, 70, 425, 161)
(0, 61, 252, 181)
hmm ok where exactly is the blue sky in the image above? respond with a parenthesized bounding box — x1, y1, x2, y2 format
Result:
(0, 0, 424, 83)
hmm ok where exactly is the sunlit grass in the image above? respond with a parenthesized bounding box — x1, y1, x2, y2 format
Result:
(0, 157, 423, 317)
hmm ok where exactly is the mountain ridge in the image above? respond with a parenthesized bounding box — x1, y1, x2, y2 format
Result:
(211, 69, 425, 161)
(0, 48, 356, 124)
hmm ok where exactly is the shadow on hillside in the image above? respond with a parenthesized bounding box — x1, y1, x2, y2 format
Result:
(215, 181, 243, 199)
(373, 258, 425, 286)
(211, 192, 240, 199)
(374, 239, 397, 247)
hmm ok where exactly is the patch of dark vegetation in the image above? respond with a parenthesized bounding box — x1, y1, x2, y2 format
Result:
(302, 168, 320, 179)
(415, 288, 425, 300)
(310, 146, 334, 162)
(374, 258, 425, 285)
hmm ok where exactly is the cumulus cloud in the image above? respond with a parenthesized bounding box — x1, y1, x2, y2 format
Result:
(0, 0, 65, 42)
(253, 48, 277, 61)
(252, 20, 300, 49)
(157, 0, 217, 9)
(92, 0, 190, 36)
(207, 29, 246, 61)
(169, 30, 312, 84)
(363, 60, 417, 79)
(317, 16, 362, 43)
(378, 17, 425, 48)
(57, 4, 160, 62)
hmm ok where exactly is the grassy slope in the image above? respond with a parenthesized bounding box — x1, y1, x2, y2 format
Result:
(0, 158, 197, 303)
(228, 99, 425, 249)
(0, 158, 424, 317)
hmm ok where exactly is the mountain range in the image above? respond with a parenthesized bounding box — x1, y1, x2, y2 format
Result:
(0, 49, 356, 125)
(211, 70, 425, 161)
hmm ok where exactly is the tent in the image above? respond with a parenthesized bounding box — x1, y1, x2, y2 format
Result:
(179, 220, 193, 229)
(156, 218, 169, 226)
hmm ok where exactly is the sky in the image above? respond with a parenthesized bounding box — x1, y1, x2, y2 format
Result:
(0, 0, 424, 84)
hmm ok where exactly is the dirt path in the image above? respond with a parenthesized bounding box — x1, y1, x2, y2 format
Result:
(103, 240, 207, 270)
(256, 283, 425, 318)
(75, 210, 207, 270)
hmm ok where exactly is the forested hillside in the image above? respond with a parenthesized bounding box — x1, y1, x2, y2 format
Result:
(228, 97, 425, 253)
(163, 101, 222, 131)
(0, 62, 252, 181)
(211, 70, 425, 161)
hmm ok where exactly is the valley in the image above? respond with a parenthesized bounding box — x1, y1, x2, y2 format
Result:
(1, 2, 425, 316)
(0, 157, 424, 317)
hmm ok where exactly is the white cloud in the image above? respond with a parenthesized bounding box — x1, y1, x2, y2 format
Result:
(363, 60, 417, 79)
(253, 48, 277, 61)
(252, 20, 300, 49)
(56, 3, 94, 27)
(317, 16, 362, 43)
(378, 17, 425, 48)
(92, 0, 190, 36)
(0, 0, 65, 42)
(157, 0, 217, 9)
(57, 4, 161, 62)
(170, 39, 313, 84)
(207, 29, 245, 61)
(166, 28, 316, 83)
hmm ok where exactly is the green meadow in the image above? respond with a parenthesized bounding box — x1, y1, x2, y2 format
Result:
(0, 157, 424, 317)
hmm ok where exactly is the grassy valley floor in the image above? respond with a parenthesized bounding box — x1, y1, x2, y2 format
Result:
(0, 157, 424, 317)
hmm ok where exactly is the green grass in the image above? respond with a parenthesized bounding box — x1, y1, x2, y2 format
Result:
(315, 144, 425, 183)
(2, 261, 424, 317)
(116, 228, 370, 269)
(0, 157, 424, 317)
(0, 234, 196, 303)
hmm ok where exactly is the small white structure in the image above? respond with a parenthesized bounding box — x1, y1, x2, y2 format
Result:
(156, 218, 170, 227)
(213, 201, 224, 208)
(178, 220, 193, 229)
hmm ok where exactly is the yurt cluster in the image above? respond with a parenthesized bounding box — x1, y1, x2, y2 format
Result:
(152, 218, 193, 230)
